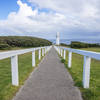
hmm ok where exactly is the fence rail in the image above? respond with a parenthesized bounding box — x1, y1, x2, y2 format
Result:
(0, 46, 52, 86)
(54, 46, 100, 88)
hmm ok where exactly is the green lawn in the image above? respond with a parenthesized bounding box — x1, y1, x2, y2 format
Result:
(61, 47, 100, 100)
(0, 48, 43, 100)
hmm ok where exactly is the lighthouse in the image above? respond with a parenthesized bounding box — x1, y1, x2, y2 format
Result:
(56, 32, 60, 45)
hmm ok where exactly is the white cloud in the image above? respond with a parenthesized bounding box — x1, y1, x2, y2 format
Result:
(0, 0, 69, 38)
(0, 0, 100, 39)
(28, 0, 100, 21)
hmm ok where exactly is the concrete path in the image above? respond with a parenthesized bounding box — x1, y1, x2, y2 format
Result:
(13, 47, 83, 100)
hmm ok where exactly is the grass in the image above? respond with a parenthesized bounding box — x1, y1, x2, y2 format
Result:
(0, 48, 43, 100)
(60, 47, 100, 100)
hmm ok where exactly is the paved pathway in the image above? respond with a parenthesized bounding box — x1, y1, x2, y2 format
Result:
(13, 47, 83, 100)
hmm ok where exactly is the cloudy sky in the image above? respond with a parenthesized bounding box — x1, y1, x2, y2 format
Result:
(0, 0, 100, 39)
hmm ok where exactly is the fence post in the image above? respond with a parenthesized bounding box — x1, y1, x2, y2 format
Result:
(58, 48, 60, 54)
(83, 56, 91, 88)
(46, 47, 48, 52)
(46, 47, 47, 52)
(60, 48, 61, 55)
(64, 50, 66, 60)
(57, 47, 59, 53)
(32, 49, 35, 67)
(61, 49, 63, 57)
(39, 49, 41, 60)
(11, 55, 19, 86)
(43, 48, 45, 56)
(45, 47, 46, 54)
(42, 48, 44, 56)
(47, 47, 48, 52)
(68, 51, 72, 68)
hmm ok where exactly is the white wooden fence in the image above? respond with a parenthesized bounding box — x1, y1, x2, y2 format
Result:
(54, 46, 100, 88)
(0, 46, 52, 86)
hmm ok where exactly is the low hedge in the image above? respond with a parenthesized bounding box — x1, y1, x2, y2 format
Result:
(70, 42, 100, 48)
(0, 44, 11, 50)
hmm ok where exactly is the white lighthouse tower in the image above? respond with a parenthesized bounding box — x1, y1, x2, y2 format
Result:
(56, 32, 60, 45)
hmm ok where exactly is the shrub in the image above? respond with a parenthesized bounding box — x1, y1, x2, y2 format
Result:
(60, 43, 70, 47)
(70, 41, 100, 48)
(0, 44, 10, 50)
(70, 42, 88, 48)
(0, 36, 52, 49)
(61, 59, 65, 63)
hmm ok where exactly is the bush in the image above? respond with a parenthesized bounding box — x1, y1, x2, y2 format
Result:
(61, 59, 65, 63)
(70, 41, 100, 48)
(0, 44, 10, 50)
(70, 42, 88, 48)
(60, 43, 70, 47)
(0, 36, 52, 49)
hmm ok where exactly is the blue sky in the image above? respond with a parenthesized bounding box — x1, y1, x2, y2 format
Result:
(0, 0, 18, 19)
(0, 0, 34, 19)
(0, 0, 100, 39)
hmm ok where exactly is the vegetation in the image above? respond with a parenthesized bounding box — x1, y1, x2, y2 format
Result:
(59, 42, 100, 49)
(0, 44, 11, 50)
(0, 36, 52, 50)
(0, 48, 44, 100)
(0, 36, 50, 100)
(70, 41, 100, 48)
(60, 47, 100, 100)
(60, 43, 70, 47)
